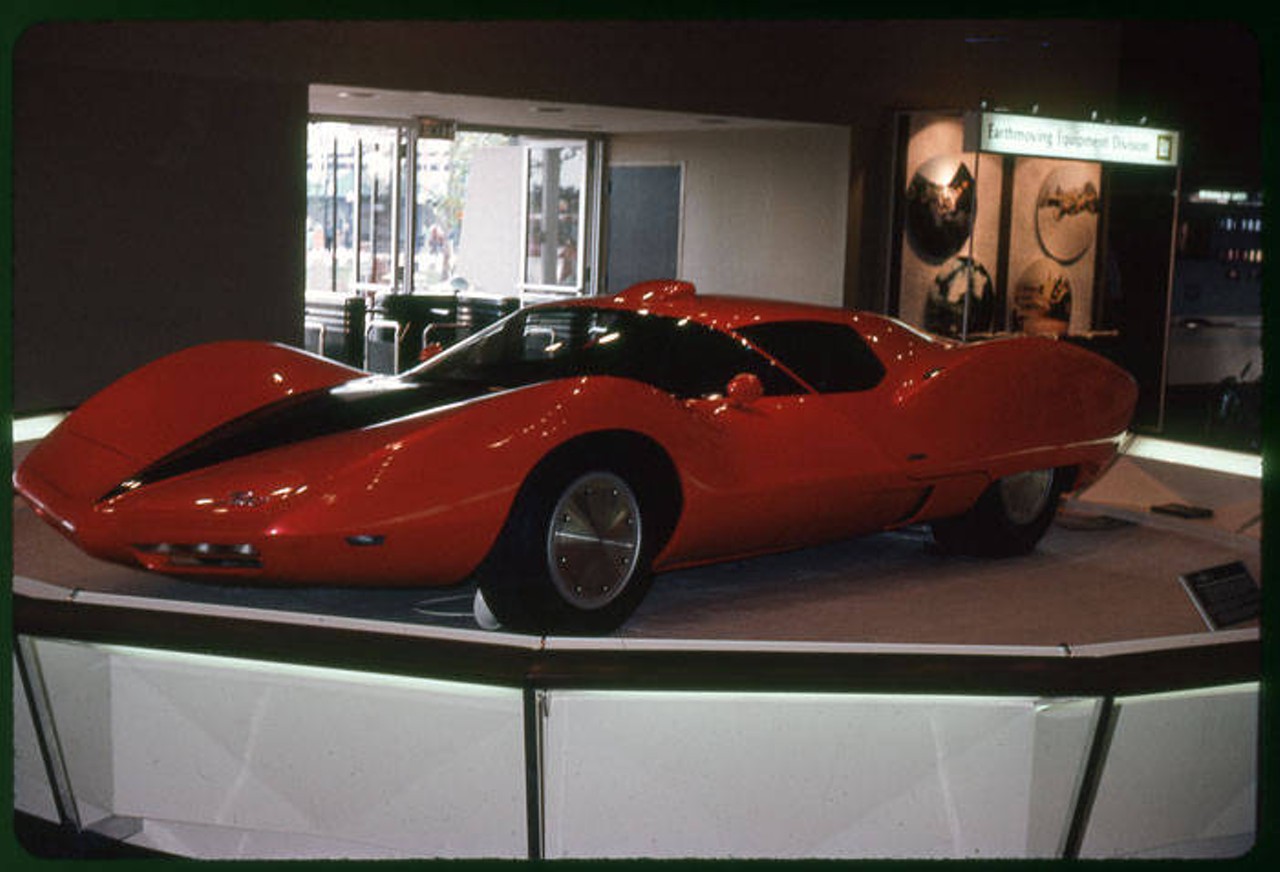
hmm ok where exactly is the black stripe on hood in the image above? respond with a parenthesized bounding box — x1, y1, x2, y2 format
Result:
(99, 378, 496, 502)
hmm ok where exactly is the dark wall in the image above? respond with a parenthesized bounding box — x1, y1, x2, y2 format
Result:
(11, 19, 1140, 411)
(14, 20, 1126, 123)
(1117, 20, 1263, 192)
(13, 61, 308, 411)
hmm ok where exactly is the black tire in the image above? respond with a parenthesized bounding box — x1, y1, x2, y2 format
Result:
(477, 446, 672, 635)
(931, 467, 1062, 557)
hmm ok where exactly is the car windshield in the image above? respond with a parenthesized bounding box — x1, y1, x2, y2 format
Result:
(402, 305, 802, 399)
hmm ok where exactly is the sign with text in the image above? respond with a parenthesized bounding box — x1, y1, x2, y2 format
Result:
(1179, 561, 1260, 630)
(964, 112, 1180, 167)
(417, 116, 458, 140)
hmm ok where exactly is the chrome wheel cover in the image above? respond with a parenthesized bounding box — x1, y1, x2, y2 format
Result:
(998, 469, 1054, 526)
(547, 472, 642, 610)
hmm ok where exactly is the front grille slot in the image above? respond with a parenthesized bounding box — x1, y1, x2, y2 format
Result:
(134, 542, 262, 569)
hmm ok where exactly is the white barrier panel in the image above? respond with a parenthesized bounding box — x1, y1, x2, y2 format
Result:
(541, 690, 1100, 859)
(21, 640, 116, 827)
(21, 639, 528, 859)
(1079, 682, 1258, 859)
(12, 656, 62, 822)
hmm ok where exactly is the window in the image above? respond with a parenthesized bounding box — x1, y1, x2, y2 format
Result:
(662, 318, 801, 398)
(412, 131, 519, 293)
(307, 122, 405, 295)
(522, 142, 590, 297)
(736, 321, 886, 393)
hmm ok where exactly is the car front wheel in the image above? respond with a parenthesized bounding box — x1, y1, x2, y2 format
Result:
(477, 454, 659, 635)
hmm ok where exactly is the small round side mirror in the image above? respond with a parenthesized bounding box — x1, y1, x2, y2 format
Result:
(725, 372, 764, 407)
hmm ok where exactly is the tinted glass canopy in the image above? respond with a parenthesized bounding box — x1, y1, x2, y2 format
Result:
(407, 306, 804, 398)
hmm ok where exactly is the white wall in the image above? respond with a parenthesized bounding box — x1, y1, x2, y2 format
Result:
(610, 126, 850, 307)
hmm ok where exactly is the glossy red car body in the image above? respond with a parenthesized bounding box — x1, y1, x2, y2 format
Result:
(16, 280, 1137, 594)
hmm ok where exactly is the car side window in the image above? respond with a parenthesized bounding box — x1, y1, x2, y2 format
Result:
(736, 320, 886, 393)
(519, 309, 801, 399)
(659, 320, 803, 399)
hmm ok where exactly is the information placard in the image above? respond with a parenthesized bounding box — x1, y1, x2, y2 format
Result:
(1179, 561, 1260, 630)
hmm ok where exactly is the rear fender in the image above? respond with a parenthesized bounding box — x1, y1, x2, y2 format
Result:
(893, 337, 1137, 468)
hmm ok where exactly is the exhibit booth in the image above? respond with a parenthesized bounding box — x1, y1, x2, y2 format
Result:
(889, 109, 1183, 431)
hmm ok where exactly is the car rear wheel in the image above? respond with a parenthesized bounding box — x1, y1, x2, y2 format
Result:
(477, 452, 661, 635)
(931, 467, 1061, 557)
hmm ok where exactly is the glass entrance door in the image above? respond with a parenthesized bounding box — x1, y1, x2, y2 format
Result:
(522, 142, 591, 300)
(305, 118, 601, 371)
(306, 122, 405, 298)
(308, 121, 599, 300)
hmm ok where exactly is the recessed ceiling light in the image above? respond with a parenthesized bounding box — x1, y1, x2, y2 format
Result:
(337, 90, 377, 99)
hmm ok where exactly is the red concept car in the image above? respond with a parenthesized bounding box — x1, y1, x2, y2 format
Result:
(16, 280, 1137, 634)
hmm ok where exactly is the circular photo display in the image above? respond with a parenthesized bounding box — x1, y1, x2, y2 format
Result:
(926, 256, 994, 338)
(905, 154, 975, 261)
(1012, 259, 1073, 337)
(1035, 164, 1100, 264)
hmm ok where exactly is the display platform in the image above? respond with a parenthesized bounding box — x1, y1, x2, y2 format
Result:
(11, 438, 1263, 860)
(11, 456, 1260, 651)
